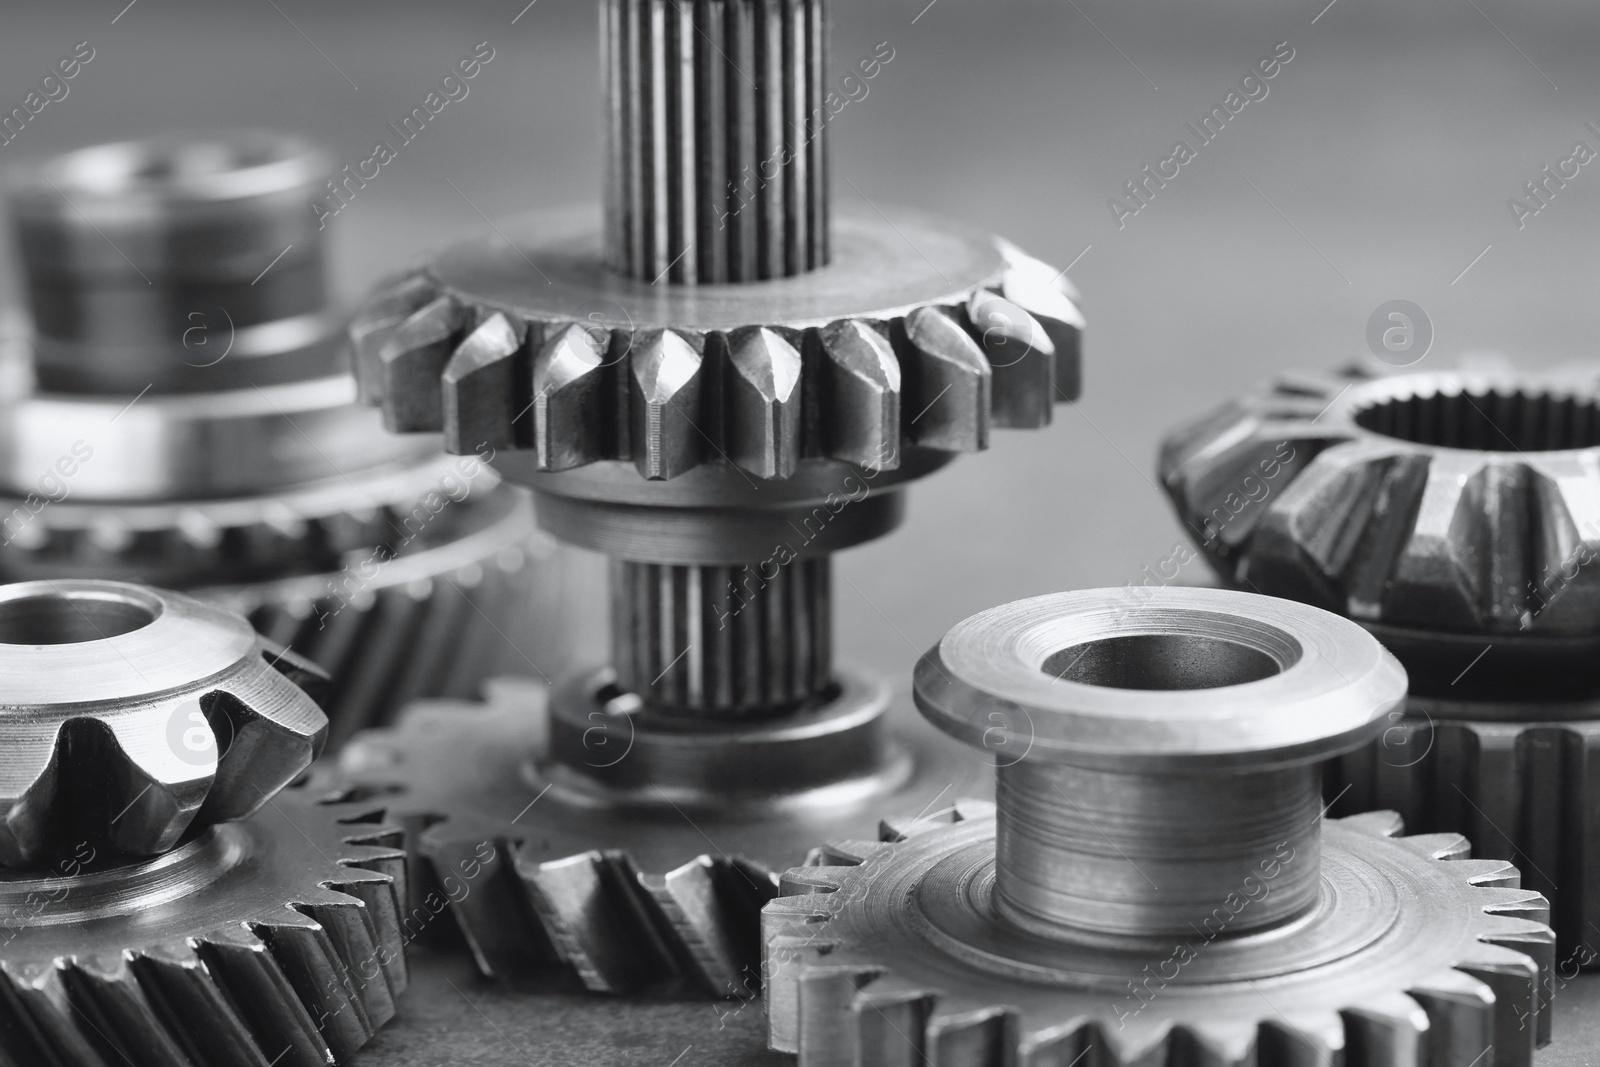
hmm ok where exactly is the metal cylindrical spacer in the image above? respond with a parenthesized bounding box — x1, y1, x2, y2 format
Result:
(913, 587, 1406, 942)
(602, 0, 829, 283)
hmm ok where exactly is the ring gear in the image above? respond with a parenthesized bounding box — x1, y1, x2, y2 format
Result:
(0, 580, 325, 868)
(1159, 364, 1600, 961)
(0, 782, 406, 1067)
(764, 809, 1555, 1067)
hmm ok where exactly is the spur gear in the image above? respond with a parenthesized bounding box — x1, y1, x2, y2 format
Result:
(1160, 364, 1600, 962)
(0, 131, 554, 736)
(764, 587, 1556, 1066)
(340, 0, 1082, 997)
(0, 579, 325, 868)
(0, 780, 407, 1067)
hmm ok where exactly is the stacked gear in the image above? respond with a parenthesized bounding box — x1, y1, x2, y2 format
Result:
(340, 0, 1084, 997)
(2, 131, 555, 745)
(1160, 364, 1600, 964)
(0, 579, 405, 1066)
(764, 588, 1557, 1066)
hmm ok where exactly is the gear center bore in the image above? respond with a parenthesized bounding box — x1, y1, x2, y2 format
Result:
(1351, 384, 1600, 451)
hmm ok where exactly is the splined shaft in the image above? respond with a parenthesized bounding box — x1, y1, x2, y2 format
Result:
(603, 0, 829, 283)
(611, 557, 831, 713)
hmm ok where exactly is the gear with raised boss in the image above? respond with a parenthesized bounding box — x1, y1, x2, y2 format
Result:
(340, 0, 1084, 999)
(764, 587, 1557, 1066)
(2, 130, 557, 743)
(0, 579, 407, 1065)
(1160, 363, 1600, 963)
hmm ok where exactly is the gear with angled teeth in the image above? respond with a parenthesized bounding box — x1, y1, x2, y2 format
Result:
(1160, 363, 1600, 963)
(0, 579, 327, 868)
(1, 131, 557, 737)
(339, 0, 1082, 1000)
(0, 779, 408, 1067)
(764, 587, 1557, 1067)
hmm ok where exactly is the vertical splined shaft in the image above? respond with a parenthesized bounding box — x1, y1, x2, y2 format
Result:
(611, 558, 831, 714)
(603, 0, 829, 284)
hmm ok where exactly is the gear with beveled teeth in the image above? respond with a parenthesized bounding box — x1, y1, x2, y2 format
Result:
(0, 579, 328, 868)
(764, 809, 1555, 1067)
(1159, 363, 1600, 963)
(0, 779, 407, 1067)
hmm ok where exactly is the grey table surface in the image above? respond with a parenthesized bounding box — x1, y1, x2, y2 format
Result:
(4, 1, 1600, 1062)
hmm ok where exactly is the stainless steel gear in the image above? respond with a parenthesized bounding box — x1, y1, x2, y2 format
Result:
(339, 0, 1082, 997)
(763, 587, 1557, 1066)
(1160, 363, 1600, 964)
(0, 779, 407, 1067)
(0, 579, 325, 868)
(1, 131, 556, 739)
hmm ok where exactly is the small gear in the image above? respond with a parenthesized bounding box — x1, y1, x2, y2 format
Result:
(764, 587, 1555, 1066)
(0, 579, 326, 868)
(337, 675, 986, 998)
(0, 780, 407, 1067)
(1160, 364, 1600, 961)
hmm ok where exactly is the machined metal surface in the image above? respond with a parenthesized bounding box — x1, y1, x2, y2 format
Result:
(0, 580, 326, 867)
(0, 782, 407, 1067)
(763, 588, 1556, 1066)
(337, 674, 986, 998)
(1160, 365, 1600, 961)
(0, 131, 554, 732)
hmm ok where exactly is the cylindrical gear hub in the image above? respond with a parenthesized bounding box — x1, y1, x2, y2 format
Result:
(763, 588, 1557, 1066)
(1, 132, 558, 740)
(1160, 364, 1600, 963)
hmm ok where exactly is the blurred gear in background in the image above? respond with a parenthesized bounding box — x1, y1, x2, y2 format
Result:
(342, 0, 1083, 997)
(0, 131, 563, 744)
(0, 579, 407, 1066)
(1161, 364, 1600, 964)
(766, 588, 1555, 1067)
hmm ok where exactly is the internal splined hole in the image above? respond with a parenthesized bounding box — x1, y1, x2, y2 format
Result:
(1353, 387, 1600, 451)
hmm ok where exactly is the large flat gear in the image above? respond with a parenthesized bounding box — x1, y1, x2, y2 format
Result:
(0, 781, 406, 1067)
(764, 809, 1555, 1067)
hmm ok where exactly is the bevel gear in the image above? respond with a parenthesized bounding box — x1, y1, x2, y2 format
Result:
(0, 579, 325, 868)
(764, 588, 1556, 1067)
(1, 131, 555, 738)
(1159, 363, 1600, 962)
(0, 780, 407, 1067)
(340, 0, 1082, 997)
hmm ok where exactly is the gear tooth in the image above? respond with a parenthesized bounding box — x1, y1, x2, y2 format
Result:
(1331, 809, 1406, 838)
(421, 834, 557, 980)
(897, 307, 991, 454)
(1340, 991, 1430, 1067)
(2, 961, 115, 1067)
(250, 911, 376, 1061)
(629, 329, 706, 481)
(1259, 1011, 1346, 1067)
(1525, 463, 1600, 632)
(952, 798, 998, 823)
(1400, 832, 1474, 861)
(1480, 887, 1551, 926)
(1450, 858, 1521, 888)
(993, 238, 1081, 305)
(0, 729, 64, 868)
(642, 855, 774, 998)
(133, 942, 276, 1067)
(194, 925, 333, 1067)
(62, 954, 192, 1067)
(349, 271, 436, 402)
(726, 326, 803, 479)
(779, 865, 860, 897)
(442, 311, 528, 455)
(1375, 456, 1496, 630)
(1178, 1018, 1259, 1067)
(174, 508, 223, 551)
(1406, 968, 1496, 1067)
(814, 840, 885, 866)
(86, 515, 135, 554)
(923, 1005, 1014, 1067)
(319, 867, 408, 1000)
(998, 265, 1083, 403)
(194, 664, 327, 826)
(379, 295, 462, 433)
(291, 892, 397, 1032)
(519, 849, 678, 993)
(777, 959, 879, 1058)
(816, 320, 901, 470)
(531, 323, 609, 471)
(850, 973, 938, 1067)
(1017, 1025, 1095, 1067)
(1454, 945, 1547, 1063)
(966, 291, 1054, 428)
(89, 710, 214, 857)
(1094, 1015, 1174, 1066)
